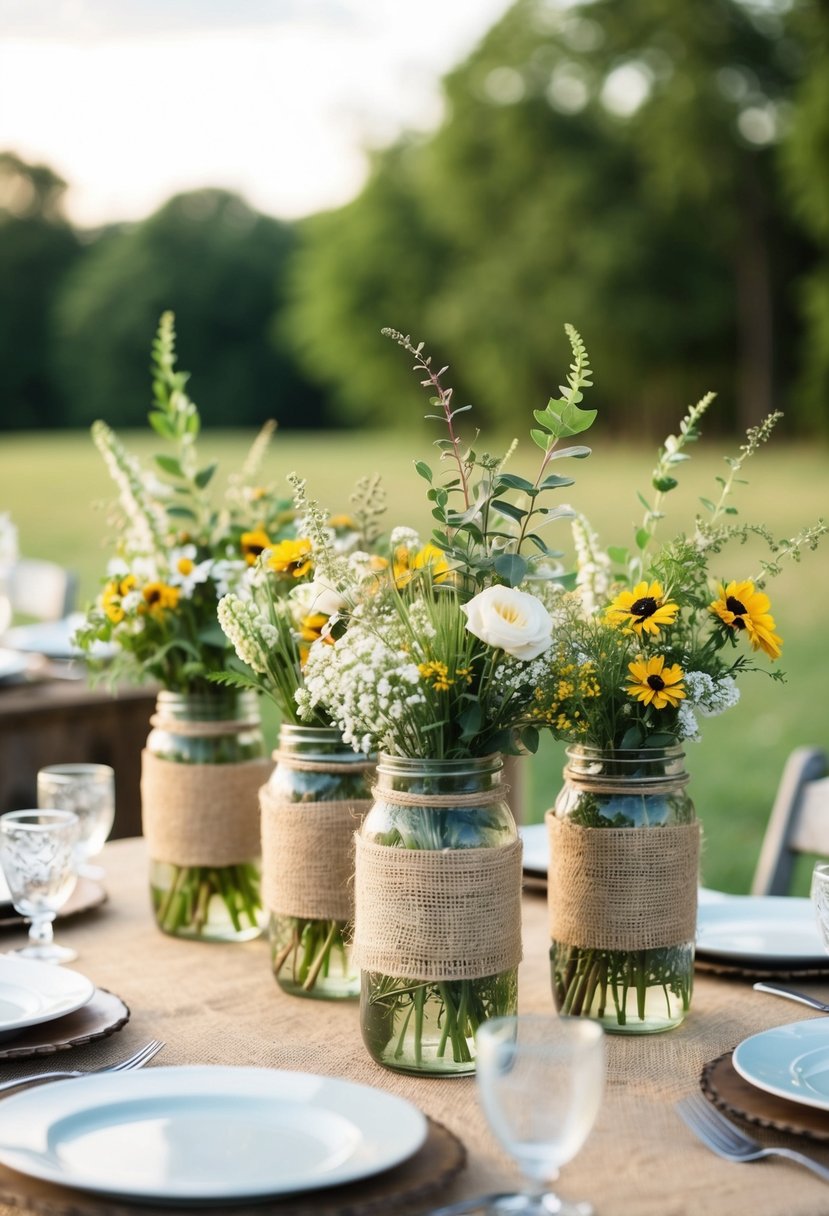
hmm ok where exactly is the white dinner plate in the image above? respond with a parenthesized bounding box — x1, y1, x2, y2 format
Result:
(733, 1019, 829, 1112)
(0, 1065, 428, 1204)
(0, 958, 95, 1038)
(0, 647, 28, 683)
(2, 614, 113, 662)
(695, 896, 826, 966)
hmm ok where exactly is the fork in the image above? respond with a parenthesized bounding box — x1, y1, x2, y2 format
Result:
(676, 1092, 829, 1183)
(0, 1038, 165, 1094)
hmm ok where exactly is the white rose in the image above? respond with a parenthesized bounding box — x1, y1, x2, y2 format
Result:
(305, 579, 346, 618)
(461, 585, 554, 660)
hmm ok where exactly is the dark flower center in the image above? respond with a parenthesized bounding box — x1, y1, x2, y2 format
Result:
(647, 674, 666, 691)
(145, 588, 161, 605)
(246, 543, 265, 557)
(630, 596, 658, 620)
(726, 595, 748, 628)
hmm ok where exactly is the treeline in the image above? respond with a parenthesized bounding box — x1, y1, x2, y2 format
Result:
(2, 0, 828, 436)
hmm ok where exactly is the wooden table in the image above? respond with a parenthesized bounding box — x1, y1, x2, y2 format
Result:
(0, 679, 156, 837)
(1, 838, 828, 1215)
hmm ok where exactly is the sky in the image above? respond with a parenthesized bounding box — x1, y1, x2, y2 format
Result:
(0, 0, 512, 229)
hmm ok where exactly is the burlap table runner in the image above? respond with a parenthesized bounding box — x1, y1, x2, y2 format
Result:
(141, 752, 273, 867)
(352, 836, 523, 980)
(6, 837, 829, 1216)
(546, 812, 701, 950)
(260, 786, 372, 921)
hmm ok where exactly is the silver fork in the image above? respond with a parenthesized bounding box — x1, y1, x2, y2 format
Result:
(676, 1092, 829, 1183)
(0, 1038, 165, 1094)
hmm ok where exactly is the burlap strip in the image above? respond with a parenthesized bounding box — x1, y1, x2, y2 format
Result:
(260, 786, 372, 921)
(352, 836, 523, 980)
(546, 813, 700, 951)
(141, 751, 273, 867)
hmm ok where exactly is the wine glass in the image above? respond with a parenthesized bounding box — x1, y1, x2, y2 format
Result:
(810, 862, 829, 950)
(0, 809, 80, 963)
(37, 763, 115, 880)
(475, 1014, 605, 1216)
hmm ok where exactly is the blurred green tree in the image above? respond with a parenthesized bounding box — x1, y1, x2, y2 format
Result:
(0, 153, 81, 429)
(286, 0, 814, 434)
(53, 189, 326, 429)
(779, 1, 829, 436)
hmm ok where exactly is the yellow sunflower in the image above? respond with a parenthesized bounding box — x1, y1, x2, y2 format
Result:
(709, 580, 783, 661)
(267, 538, 314, 579)
(605, 581, 679, 637)
(626, 655, 686, 710)
(240, 528, 273, 566)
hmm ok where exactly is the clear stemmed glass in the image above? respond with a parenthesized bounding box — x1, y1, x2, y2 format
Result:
(810, 862, 829, 951)
(36, 764, 115, 881)
(0, 809, 80, 963)
(475, 1014, 605, 1216)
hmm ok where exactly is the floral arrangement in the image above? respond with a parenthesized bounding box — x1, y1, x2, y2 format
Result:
(298, 324, 598, 758)
(75, 311, 294, 692)
(526, 397, 826, 752)
(295, 324, 597, 1068)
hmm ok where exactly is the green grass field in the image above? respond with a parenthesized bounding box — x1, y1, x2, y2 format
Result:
(2, 427, 827, 894)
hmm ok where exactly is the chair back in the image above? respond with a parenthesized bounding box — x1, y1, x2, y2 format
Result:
(6, 558, 77, 622)
(751, 746, 829, 895)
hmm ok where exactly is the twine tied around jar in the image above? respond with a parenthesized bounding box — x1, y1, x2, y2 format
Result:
(546, 812, 701, 951)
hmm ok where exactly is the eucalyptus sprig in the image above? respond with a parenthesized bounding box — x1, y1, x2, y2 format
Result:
(382, 324, 597, 593)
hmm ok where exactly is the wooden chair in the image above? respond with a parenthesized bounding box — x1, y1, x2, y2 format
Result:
(751, 746, 829, 895)
(6, 558, 77, 622)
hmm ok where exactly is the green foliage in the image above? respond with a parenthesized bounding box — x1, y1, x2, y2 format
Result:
(51, 189, 325, 430)
(0, 153, 81, 428)
(382, 324, 596, 590)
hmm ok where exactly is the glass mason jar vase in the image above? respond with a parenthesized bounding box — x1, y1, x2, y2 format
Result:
(143, 689, 271, 943)
(262, 725, 374, 1001)
(548, 745, 699, 1034)
(356, 754, 522, 1077)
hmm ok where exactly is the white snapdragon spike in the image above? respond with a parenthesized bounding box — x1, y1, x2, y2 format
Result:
(217, 595, 278, 675)
(571, 514, 611, 615)
(462, 585, 554, 660)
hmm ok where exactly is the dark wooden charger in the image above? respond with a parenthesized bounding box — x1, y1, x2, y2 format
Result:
(0, 989, 130, 1061)
(701, 1050, 829, 1142)
(0, 1117, 465, 1216)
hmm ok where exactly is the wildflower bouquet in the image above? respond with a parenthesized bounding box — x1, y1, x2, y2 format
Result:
(215, 475, 386, 997)
(538, 397, 826, 1031)
(76, 312, 295, 942)
(298, 325, 598, 1071)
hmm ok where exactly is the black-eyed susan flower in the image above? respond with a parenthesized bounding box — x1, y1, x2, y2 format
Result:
(709, 580, 783, 661)
(140, 581, 181, 615)
(626, 655, 686, 710)
(605, 580, 679, 637)
(240, 528, 272, 565)
(267, 538, 313, 579)
(102, 573, 137, 623)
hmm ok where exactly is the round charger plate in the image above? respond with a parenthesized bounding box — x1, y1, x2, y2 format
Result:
(695, 957, 829, 981)
(0, 988, 129, 1060)
(701, 1051, 829, 1142)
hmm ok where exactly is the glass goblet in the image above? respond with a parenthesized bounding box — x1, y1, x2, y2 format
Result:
(810, 862, 829, 951)
(0, 809, 80, 964)
(475, 1014, 605, 1216)
(37, 763, 115, 881)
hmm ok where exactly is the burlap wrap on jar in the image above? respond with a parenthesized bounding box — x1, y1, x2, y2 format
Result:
(546, 814, 701, 952)
(260, 751, 373, 922)
(141, 715, 273, 868)
(353, 784, 524, 983)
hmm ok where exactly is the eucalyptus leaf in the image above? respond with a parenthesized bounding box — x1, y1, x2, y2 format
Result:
(493, 553, 529, 586)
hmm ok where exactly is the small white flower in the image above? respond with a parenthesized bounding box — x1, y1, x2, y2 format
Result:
(461, 585, 554, 660)
(390, 526, 421, 551)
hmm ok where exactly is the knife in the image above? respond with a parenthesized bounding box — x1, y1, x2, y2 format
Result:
(753, 981, 829, 1012)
